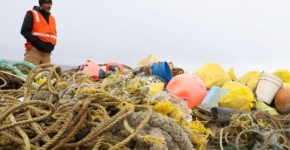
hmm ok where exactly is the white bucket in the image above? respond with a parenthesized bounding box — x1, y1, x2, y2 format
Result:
(255, 73, 283, 104)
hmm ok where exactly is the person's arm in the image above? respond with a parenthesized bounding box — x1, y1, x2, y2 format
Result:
(20, 12, 41, 45)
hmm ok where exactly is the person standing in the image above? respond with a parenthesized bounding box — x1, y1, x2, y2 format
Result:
(21, 0, 56, 65)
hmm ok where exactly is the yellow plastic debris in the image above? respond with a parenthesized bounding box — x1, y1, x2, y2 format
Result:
(149, 83, 164, 95)
(284, 82, 290, 87)
(239, 71, 260, 91)
(273, 69, 290, 83)
(219, 81, 255, 111)
(136, 54, 161, 68)
(228, 67, 238, 81)
(34, 71, 56, 86)
(194, 63, 231, 89)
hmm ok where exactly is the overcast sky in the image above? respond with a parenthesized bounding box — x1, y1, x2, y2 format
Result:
(1, 0, 290, 77)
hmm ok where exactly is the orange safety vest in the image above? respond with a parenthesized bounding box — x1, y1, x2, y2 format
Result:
(25, 10, 57, 50)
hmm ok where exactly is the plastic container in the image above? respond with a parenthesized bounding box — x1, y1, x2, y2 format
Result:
(255, 73, 283, 104)
(198, 86, 228, 112)
(166, 74, 207, 108)
(151, 62, 172, 83)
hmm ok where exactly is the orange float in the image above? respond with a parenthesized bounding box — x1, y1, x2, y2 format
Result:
(166, 73, 207, 108)
(106, 62, 124, 74)
(78, 60, 105, 81)
(274, 87, 290, 114)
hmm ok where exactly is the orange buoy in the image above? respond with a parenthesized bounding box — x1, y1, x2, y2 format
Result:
(106, 62, 124, 74)
(166, 73, 207, 108)
(78, 60, 104, 81)
(274, 87, 290, 114)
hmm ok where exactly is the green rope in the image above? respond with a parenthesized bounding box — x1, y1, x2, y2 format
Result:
(0, 59, 38, 88)
(13, 61, 35, 69)
(0, 59, 25, 78)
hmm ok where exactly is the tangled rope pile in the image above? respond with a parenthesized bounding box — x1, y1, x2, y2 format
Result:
(205, 111, 290, 150)
(1, 61, 290, 150)
(0, 63, 199, 150)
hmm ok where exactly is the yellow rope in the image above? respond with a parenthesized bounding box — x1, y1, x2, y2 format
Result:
(192, 107, 212, 121)
(219, 128, 224, 150)
(8, 114, 31, 150)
